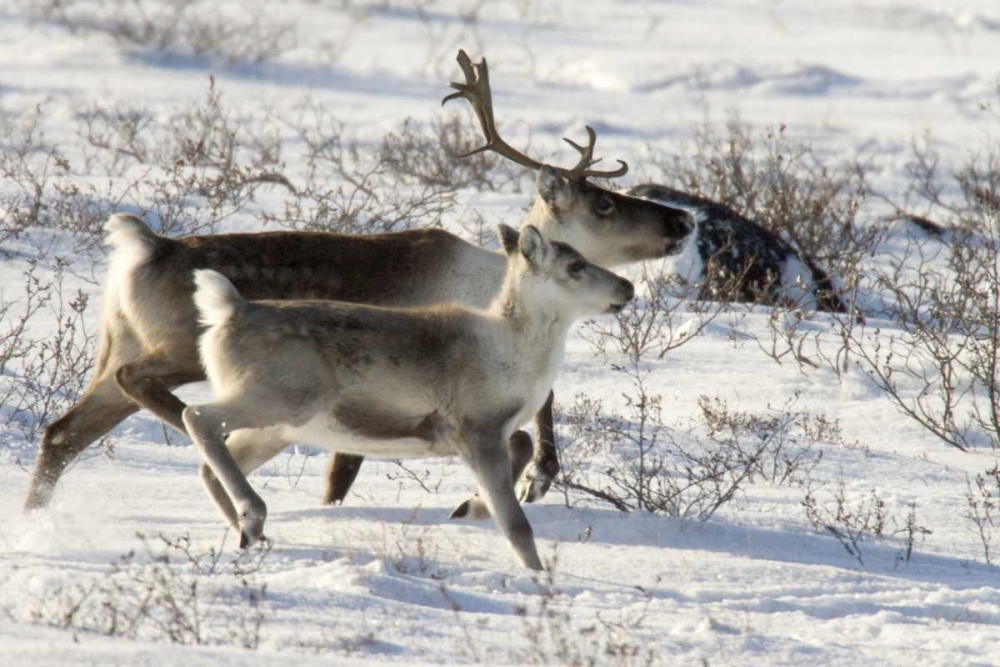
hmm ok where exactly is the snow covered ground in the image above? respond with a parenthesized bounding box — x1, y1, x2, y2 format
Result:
(1, 1, 999, 664)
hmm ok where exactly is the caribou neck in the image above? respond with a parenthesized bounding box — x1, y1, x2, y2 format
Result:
(490, 266, 569, 341)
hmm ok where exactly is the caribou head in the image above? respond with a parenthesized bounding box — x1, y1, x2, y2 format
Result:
(444, 50, 692, 268)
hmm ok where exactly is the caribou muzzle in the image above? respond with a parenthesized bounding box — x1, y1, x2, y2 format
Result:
(607, 278, 635, 313)
(660, 208, 694, 257)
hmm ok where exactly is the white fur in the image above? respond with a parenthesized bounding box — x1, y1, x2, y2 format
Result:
(477, 311, 569, 435)
(778, 256, 818, 310)
(104, 213, 158, 257)
(280, 414, 454, 458)
(192, 270, 241, 328)
(660, 210, 707, 285)
(102, 214, 159, 333)
(191, 270, 246, 398)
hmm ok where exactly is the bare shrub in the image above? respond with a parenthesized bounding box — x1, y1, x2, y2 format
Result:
(513, 587, 657, 667)
(850, 142, 1000, 451)
(0, 261, 97, 445)
(890, 124, 1000, 228)
(339, 508, 444, 580)
(803, 482, 931, 569)
(649, 117, 877, 280)
(256, 445, 319, 493)
(2, 81, 293, 245)
(386, 460, 444, 495)
(963, 464, 1000, 565)
(443, 549, 659, 666)
(25, 0, 295, 64)
(0, 265, 49, 380)
(513, 551, 658, 667)
(382, 509, 443, 578)
(853, 239, 998, 451)
(4, 82, 473, 247)
(644, 117, 872, 382)
(455, 207, 494, 245)
(412, 0, 489, 76)
(0, 105, 120, 243)
(77, 78, 294, 237)
(559, 391, 828, 519)
(559, 266, 733, 517)
(77, 81, 285, 180)
(698, 394, 828, 485)
(582, 263, 727, 362)
(74, 103, 153, 176)
(557, 268, 828, 518)
(260, 103, 457, 234)
(289, 626, 379, 656)
(752, 293, 863, 380)
(7, 532, 269, 648)
(378, 114, 526, 193)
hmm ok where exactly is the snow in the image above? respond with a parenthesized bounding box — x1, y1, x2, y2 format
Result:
(2, 1, 1000, 665)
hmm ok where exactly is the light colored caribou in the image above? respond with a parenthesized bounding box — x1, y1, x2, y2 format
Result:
(184, 224, 633, 568)
(24, 50, 692, 515)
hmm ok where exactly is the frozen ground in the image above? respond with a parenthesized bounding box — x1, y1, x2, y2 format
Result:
(1, 1, 999, 665)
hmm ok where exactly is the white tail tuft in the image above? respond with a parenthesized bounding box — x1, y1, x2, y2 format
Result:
(102, 214, 162, 332)
(105, 213, 159, 256)
(192, 270, 243, 328)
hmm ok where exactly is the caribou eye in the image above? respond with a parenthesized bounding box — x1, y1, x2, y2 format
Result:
(596, 197, 615, 216)
(569, 260, 587, 276)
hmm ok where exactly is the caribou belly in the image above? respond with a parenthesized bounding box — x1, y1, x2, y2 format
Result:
(280, 412, 454, 459)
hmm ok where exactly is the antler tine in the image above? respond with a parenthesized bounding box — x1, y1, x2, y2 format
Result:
(561, 126, 629, 180)
(442, 50, 545, 170)
(443, 50, 628, 180)
(441, 51, 492, 154)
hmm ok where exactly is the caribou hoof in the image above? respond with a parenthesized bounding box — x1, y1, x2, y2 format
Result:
(238, 507, 267, 549)
(449, 495, 492, 521)
(517, 457, 558, 504)
(239, 525, 267, 549)
(517, 472, 552, 504)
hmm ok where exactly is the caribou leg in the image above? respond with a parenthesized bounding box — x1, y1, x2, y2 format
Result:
(322, 453, 365, 505)
(25, 374, 139, 509)
(183, 404, 278, 548)
(453, 427, 543, 570)
(450, 428, 534, 520)
(115, 352, 204, 435)
(516, 391, 559, 503)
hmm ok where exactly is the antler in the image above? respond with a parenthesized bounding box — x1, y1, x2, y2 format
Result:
(562, 126, 628, 179)
(442, 50, 545, 171)
(442, 50, 628, 181)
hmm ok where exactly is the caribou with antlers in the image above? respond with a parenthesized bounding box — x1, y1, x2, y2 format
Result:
(24, 50, 692, 519)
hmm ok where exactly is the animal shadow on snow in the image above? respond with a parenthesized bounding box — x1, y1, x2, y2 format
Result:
(278, 502, 996, 592)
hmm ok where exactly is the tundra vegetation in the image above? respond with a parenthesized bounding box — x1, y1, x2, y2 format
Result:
(2, 77, 994, 654)
(1, 1, 998, 662)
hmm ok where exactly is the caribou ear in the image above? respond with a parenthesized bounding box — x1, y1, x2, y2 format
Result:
(498, 224, 520, 256)
(535, 165, 566, 209)
(519, 225, 551, 266)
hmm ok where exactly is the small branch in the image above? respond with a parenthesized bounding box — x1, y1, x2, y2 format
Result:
(555, 479, 632, 513)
